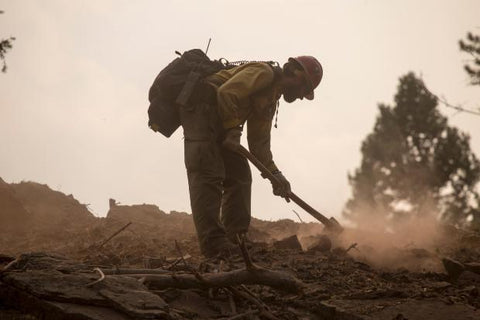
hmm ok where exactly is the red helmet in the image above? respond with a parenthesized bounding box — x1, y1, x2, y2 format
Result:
(288, 56, 323, 100)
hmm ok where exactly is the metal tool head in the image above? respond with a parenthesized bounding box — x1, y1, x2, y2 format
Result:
(326, 217, 344, 234)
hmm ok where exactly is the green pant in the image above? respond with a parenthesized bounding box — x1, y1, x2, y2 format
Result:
(180, 102, 252, 256)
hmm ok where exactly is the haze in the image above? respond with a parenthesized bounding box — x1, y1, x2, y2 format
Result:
(1, 0, 479, 222)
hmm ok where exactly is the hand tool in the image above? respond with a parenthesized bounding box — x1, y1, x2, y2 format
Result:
(235, 145, 343, 233)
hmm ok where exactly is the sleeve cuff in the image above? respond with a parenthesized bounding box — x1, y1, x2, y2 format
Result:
(266, 162, 279, 173)
(260, 164, 279, 179)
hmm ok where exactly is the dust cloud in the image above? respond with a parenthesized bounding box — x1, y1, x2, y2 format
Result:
(335, 211, 451, 272)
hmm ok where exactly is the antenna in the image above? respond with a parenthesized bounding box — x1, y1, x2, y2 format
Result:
(205, 38, 212, 55)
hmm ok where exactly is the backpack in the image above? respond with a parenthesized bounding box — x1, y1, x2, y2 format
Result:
(147, 49, 227, 137)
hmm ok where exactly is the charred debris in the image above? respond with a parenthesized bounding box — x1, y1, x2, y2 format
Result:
(1, 179, 479, 319)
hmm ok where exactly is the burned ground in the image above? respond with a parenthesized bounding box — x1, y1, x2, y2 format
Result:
(1, 180, 479, 319)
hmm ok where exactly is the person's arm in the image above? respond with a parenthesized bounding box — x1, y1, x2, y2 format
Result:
(216, 64, 274, 129)
(246, 113, 278, 173)
(247, 114, 291, 200)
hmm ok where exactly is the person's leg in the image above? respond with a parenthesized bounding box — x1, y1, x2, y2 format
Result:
(185, 145, 229, 256)
(180, 103, 231, 256)
(220, 147, 252, 242)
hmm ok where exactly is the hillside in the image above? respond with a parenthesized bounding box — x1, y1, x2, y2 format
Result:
(1, 178, 479, 320)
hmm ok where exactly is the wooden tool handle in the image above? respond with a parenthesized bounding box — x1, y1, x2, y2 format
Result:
(235, 145, 338, 230)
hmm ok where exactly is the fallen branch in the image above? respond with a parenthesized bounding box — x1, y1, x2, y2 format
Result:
(0, 258, 19, 274)
(236, 234, 256, 270)
(165, 254, 191, 270)
(102, 268, 170, 275)
(98, 222, 132, 248)
(175, 240, 206, 283)
(121, 267, 304, 293)
(86, 267, 105, 287)
(174, 240, 189, 269)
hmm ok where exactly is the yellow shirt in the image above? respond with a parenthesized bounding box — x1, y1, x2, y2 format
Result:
(207, 62, 281, 172)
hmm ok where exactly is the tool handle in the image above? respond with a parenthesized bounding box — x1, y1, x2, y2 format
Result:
(235, 145, 334, 229)
(288, 192, 332, 227)
(236, 145, 279, 183)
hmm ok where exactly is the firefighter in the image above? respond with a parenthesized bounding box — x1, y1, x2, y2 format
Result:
(179, 56, 323, 257)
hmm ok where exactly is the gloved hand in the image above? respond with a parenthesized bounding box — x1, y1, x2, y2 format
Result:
(222, 127, 242, 151)
(271, 171, 291, 202)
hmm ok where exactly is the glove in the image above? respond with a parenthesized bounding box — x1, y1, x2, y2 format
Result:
(271, 171, 291, 202)
(222, 127, 242, 151)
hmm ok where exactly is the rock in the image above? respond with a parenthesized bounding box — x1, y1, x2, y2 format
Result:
(306, 235, 332, 253)
(431, 281, 452, 291)
(169, 290, 219, 318)
(460, 285, 478, 297)
(0, 253, 169, 319)
(99, 286, 168, 318)
(465, 262, 480, 275)
(273, 235, 303, 251)
(442, 258, 465, 280)
(1, 283, 131, 320)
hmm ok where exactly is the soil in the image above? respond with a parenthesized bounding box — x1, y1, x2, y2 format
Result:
(1, 179, 479, 319)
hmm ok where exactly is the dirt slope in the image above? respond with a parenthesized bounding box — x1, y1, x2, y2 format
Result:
(0, 177, 32, 234)
(1, 177, 480, 319)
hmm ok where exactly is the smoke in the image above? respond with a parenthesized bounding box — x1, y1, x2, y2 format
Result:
(335, 209, 450, 272)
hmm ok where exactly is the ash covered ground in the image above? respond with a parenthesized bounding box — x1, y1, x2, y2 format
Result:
(1, 179, 479, 320)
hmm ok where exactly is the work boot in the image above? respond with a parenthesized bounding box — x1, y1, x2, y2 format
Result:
(203, 240, 241, 259)
(204, 241, 243, 259)
(217, 243, 243, 259)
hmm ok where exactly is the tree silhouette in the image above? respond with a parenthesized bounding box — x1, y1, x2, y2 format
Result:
(344, 73, 480, 229)
(459, 32, 480, 86)
(0, 10, 15, 73)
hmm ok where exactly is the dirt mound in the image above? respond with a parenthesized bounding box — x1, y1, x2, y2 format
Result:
(107, 204, 195, 239)
(10, 180, 96, 231)
(0, 179, 97, 255)
(0, 178, 323, 264)
(0, 177, 324, 258)
(0, 177, 32, 233)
